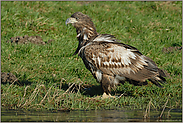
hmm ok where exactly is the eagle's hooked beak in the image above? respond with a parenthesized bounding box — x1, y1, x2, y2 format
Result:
(65, 17, 78, 25)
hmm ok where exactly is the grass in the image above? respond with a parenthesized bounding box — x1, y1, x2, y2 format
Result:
(1, 1, 182, 111)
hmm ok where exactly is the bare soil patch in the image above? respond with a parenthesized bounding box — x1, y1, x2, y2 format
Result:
(1, 72, 31, 86)
(1, 72, 19, 84)
(6, 35, 54, 45)
(162, 46, 182, 53)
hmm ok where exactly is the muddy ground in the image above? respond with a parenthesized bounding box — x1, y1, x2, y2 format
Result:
(1, 72, 19, 84)
(6, 35, 54, 45)
(162, 46, 182, 53)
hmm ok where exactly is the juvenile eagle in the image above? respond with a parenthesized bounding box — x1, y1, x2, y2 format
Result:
(65, 12, 166, 98)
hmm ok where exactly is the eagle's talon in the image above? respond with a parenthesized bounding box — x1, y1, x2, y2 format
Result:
(102, 92, 116, 99)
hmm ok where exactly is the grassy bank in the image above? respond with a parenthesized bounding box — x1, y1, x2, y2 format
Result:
(1, 1, 182, 111)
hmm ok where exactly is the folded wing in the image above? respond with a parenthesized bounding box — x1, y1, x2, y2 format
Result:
(84, 41, 161, 83)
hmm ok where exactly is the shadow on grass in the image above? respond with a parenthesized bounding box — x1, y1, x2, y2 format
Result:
(1, 80, 32, 86)
(81, 85, 103, 97)
(18, 80, 32, 86)
(58, 82, 103, 97)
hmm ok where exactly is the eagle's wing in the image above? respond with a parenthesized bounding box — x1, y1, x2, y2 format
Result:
(83, 41, 160, 82)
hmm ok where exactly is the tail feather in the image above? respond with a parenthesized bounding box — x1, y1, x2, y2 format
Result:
(149, 68, 166, 88)
(158, 68, 166, 78)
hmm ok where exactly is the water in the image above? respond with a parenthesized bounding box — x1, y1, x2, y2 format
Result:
(1, 108, 182, 122)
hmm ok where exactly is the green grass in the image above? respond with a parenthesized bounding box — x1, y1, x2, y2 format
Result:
(1, 1, 182, 111)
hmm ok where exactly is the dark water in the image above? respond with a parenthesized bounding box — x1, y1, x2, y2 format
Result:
(1, 108, 182, 122)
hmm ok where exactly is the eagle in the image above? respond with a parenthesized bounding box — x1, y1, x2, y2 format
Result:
(65, 12, 166, 98)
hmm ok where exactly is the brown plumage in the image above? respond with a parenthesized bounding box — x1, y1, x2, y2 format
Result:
(66, 12, 166, 98)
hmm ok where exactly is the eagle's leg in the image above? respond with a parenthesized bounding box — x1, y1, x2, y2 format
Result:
(101, 74, 116, 99)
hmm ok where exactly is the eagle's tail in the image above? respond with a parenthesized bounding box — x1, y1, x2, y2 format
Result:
(148, 68, 166, 88)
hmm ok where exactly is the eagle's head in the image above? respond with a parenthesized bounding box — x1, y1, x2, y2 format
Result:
(66, 12, 94, 28)
(66, 12, 98, 41)
(66, 12, 98, 55)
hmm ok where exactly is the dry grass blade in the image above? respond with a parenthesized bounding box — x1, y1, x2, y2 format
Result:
(39, 83, 56, 105)
(23, 86, 31, 97)
(29, 84, 46, 104)
(29, 84, 46, 106)
(22, 84, 45, 107)
(63, 83, 75, 95)
(76, 82, 83, 96)
(148, 99, 151, 117)
(144, 98, 152, 119)
(116, 93, 125, 100)
(55, 83, 76, 102)
(4, 79, 18, 95)
(70, 84, 76, 93)
(49, 88, 60, 103)
(18, 85, 30, 107)
(167, 108, 173, 118)
(159, 93, 171, 119)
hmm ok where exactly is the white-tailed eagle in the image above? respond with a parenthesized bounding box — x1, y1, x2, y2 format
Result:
(65, 12, 166, 98)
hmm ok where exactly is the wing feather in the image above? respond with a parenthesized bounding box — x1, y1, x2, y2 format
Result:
(84, 41, 159, 82)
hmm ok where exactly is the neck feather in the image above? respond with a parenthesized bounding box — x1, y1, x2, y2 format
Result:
(73, 23, 98, 55)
